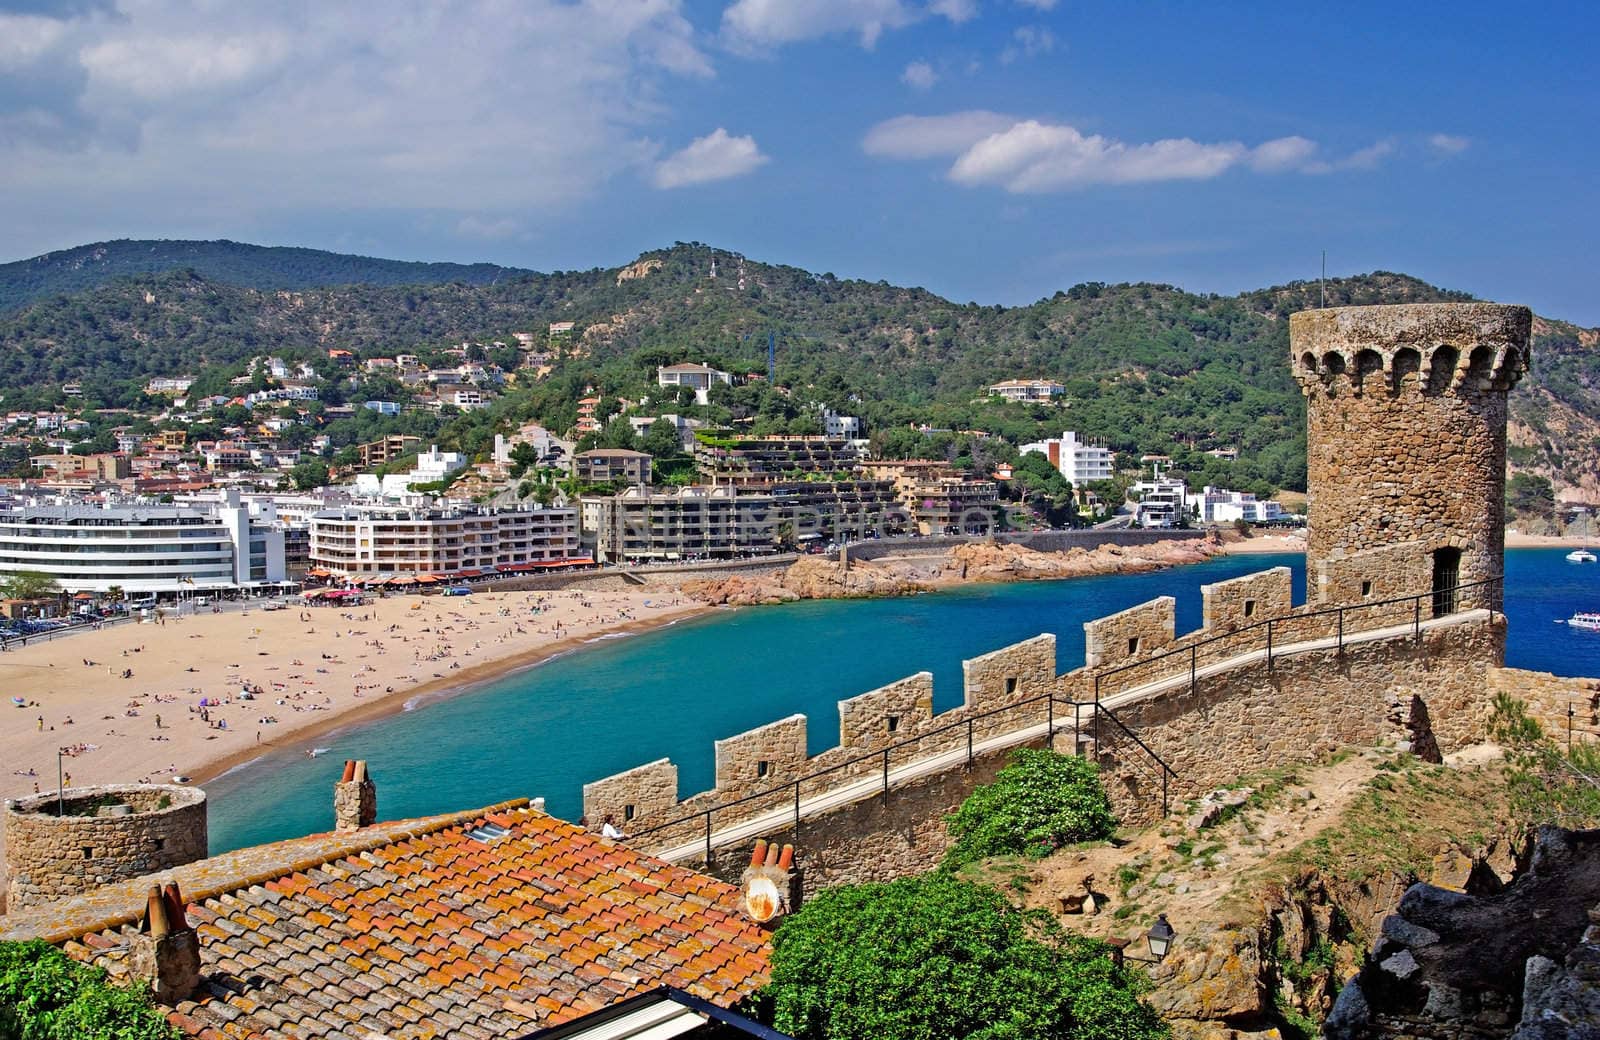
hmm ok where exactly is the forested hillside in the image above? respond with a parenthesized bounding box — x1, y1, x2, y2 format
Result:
(0, 239, 520, 312)
(0, 240, 1593, 498)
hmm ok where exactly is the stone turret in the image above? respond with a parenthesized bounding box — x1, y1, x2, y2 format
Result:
(1290, 303, 1532, 611)
(3, 784, 207, 910)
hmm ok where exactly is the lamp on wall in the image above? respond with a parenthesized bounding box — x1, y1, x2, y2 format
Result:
(1146, 914, 1176, 962)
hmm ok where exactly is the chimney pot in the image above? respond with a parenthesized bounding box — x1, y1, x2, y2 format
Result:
(750, 840, 769, 869)
(777, 844, 794, 871)
(334, 766, 378, 831)
(340, 760, 356, 783)
(143, 885, 170, 938)
(764, 843, 780, 867)
(163, 882, 188, 932)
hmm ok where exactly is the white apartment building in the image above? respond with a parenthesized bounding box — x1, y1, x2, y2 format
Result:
(1200, 486, 1288, 524)
(820, 408, 863, 439)
(308, 506, 581, 577)
(656, 362, 732, 405)
(1019, 431, 1114, 487)
(0, 491, 287, 594)
(1130, 477, 1192, 529)
(352, 445, 469, 498)
(989, 379, 1066, 404)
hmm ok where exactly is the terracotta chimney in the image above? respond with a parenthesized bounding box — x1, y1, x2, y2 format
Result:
(132, 880, 201, 1003)
(334, 759, 377, 831)
(741, 844, 800, 926)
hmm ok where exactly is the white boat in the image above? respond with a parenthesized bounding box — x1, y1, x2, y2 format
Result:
(1569, 612, 1600, 631)
(1567, 549, 1598, 563)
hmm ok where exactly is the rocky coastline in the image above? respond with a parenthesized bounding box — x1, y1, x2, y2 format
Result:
(680, 534, 1223, 606)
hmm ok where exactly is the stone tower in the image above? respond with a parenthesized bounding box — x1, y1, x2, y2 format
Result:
(1290, 303, 1532, 611)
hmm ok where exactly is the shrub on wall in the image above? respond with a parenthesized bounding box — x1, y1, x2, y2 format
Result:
(943, 748, 1116, 869)
(0, 939, 178, 1040)
(759, 873, 1166, 1040)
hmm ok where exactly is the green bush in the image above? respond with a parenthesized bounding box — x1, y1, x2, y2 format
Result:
(944, 749, 1116, 869)
(760, 873, 1166, 1040)
(0, 939, 178, 1040)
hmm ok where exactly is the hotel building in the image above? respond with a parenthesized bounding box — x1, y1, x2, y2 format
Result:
(0, 492, 287, 594)
(308, 506, 581, 577)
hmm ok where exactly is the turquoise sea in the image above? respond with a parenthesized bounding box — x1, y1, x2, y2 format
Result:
(204, 548, 1600, 853)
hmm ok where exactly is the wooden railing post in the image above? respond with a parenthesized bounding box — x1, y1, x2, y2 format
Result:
(704, 810, 712, 867)
(882, 748, 890, 800)
(1189, 644, 1197, 694)
(1047, 697, 1055, 750)
(794, 781, 801, 842)
(1266, 619, 1274, 669)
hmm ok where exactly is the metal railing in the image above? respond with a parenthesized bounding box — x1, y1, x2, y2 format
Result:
(621, 576, 1500, 863)
(1091, 577, 1501, 709)
(625, 688, 1180, 864)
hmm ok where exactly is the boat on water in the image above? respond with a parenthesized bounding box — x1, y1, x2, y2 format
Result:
(1569, 612, 1600, 631)
(1567, 549, 1598, 563)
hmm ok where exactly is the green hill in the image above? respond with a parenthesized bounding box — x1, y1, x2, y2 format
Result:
(0, 239, 522, 312)
(0, 240, 1592, 500)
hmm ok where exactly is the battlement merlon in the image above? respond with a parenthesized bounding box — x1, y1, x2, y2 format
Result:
(1290, 303, 1531, 394)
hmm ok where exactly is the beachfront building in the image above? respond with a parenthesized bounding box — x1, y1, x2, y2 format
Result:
(693, 434, 863, 487)
(1019, 430, 1114, 487)
(656, 362, 732, 406)
(0, 491, 288, 594)
(989, 378, 1067, 404)
(580, 480, 903, 563)
(307, 505, 581, 578)
(1200, 485, 1288, 525)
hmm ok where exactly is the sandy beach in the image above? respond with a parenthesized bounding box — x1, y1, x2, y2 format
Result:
(0, 586, 706, 900)
(1216, 531, 1308, 554)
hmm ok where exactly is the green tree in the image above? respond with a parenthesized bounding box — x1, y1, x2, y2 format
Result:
(508, 442, 540, 478)
(761, 873, 1165, 1040)
(1490, 692, 1600, 831)
(944, 749, 1116, 869)
(642, 418, 682, 460)
(1506, 473, 1556, 522)
(0, 939, 180, 1039)
(1, 570, 60, 602)
(290, 458, 331, 490)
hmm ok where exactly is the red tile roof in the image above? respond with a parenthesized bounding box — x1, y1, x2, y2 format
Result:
(11, 801, 770, 1040)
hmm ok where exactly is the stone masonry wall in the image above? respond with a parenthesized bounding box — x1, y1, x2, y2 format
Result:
(3, 785, 207, 910)
(1315, 541, 1432, 607)
(1084, 597, 1176, 669)
(582, 758, 678, 830)
(1488, 667, 1600, 746)
(1201, 567, 1293, 633)
(1292, 303, 1531, 613)
(960, 635, 1058, 713)
(839, 673, 935, 750)
(1096, 615, 1504, 827)
(715, 715, 808, 791)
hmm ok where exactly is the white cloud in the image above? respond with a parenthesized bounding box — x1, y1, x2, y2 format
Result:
(1000, 25, 1056, 63)
(1301, 139, 1395, 174)
(0, 0, 714, 240)
(1428, 132, 1470, 155)
(902, 61, 938, 90)
(1015, 0, 1058, 9)
(929, 0, 979, 22)
(1249, 135, 1318, 172)
(862, 110, 1018, 159)
(721, 0, 972, 50)
(864, 112, 1379, 192)
(653, 128, 769, 188)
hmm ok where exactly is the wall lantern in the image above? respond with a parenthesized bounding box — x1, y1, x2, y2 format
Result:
(1146, 914, 1176, 962)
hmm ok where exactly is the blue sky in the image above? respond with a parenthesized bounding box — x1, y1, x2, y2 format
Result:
(1, 0, 1596, 323)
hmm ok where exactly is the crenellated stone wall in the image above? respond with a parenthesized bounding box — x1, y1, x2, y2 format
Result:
(1201, 567, 1293, 633)
(1487, 667, 1600, 745)
(960, 635, 1058, 712)
(583, 561, 1510, 860)
(715, 715, 808, 791)
(839, 673, 935, 750)
(1084, 597, 1176, 669)
(3, 785, 207, 910)
(582, 758, 678, 829)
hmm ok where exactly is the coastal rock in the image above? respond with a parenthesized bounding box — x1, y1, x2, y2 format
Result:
(945, 537, 1217, 582)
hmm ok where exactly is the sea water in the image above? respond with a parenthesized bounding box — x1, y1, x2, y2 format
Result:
(204, 549, 1600, 852)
